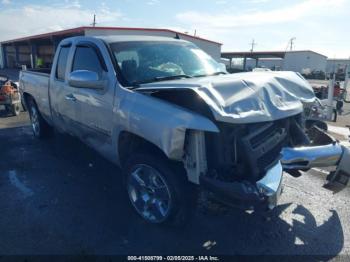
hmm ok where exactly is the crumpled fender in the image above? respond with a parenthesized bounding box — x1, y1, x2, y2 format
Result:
(115, 90, 219, 161)
(135, 71, 316, 124)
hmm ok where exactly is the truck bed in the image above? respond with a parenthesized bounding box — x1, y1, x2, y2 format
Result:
(26, 68, 51, 75)
(19, 69, 51, 122)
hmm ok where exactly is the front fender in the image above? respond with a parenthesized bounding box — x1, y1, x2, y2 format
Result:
(117, 91, 219, 160)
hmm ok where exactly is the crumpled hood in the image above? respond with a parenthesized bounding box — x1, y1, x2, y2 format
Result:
(135, 71, 316, 124)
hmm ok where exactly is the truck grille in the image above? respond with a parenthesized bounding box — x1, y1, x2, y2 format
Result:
(205, 117, 294, 182)
(240, 120, 288, 180)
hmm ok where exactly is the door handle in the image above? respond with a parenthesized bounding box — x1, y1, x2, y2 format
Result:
(65, 94, 76, 102)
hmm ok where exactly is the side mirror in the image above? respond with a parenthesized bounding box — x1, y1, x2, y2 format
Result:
(68, 70, 106, 89)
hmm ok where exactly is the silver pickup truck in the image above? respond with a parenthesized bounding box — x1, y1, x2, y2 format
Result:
(19, 35, 350, 225)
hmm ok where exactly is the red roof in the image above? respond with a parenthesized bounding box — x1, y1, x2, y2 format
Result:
(1, 26, 222, 45)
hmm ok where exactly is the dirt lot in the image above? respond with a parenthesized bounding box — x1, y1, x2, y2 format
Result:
(0, 110, 350, 258)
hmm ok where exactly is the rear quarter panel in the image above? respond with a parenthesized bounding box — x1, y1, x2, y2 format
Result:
(20, 71, 51, 124)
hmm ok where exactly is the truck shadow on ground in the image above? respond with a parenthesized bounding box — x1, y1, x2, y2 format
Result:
(0, 126, 344, 257)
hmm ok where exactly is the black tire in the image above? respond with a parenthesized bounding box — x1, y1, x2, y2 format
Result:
(11, 104, 20, 116)
(124, 153, 196, 226)
(27, 97, 51, 138)
(4, 105, 10, 114)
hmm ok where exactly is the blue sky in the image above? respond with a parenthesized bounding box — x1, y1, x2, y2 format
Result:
(1, 0, 349, 58)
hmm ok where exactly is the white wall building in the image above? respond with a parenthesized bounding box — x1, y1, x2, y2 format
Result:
(326, 59, 350, 74)
(222, 50, 328, 74)
(283, 51, 327, 73)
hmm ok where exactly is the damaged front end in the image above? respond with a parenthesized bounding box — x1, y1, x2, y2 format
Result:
(183, 115, 350, 211)
(135, 71, 350, 211)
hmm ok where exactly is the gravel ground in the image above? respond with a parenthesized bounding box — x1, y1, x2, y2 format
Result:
(0, 111, 350, 259)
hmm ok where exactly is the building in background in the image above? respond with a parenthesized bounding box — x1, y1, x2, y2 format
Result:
(222, 50, 328, 76)
(0, 26, 222, 69)
(326, 59, 350, 74)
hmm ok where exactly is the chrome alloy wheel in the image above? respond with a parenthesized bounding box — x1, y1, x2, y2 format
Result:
(30, 106, 40, 136)
(127, 164, 172, 223)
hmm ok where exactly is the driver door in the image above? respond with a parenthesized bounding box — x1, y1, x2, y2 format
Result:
(67, 42, 114, 148)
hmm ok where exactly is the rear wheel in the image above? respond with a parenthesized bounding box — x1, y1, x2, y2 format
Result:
(124, 153, 196, 226)
(28, 98, 51, 138)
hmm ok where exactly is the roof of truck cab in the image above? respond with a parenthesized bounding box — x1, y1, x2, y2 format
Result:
(96, 35, 190, 44)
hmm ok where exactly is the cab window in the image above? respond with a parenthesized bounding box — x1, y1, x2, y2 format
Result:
(56, 46, 70, 80)
(72, 46, 104, 78)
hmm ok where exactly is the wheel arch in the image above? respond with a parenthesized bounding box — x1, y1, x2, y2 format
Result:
(22, 92, 34, 110)
(117, 131, 171, 168)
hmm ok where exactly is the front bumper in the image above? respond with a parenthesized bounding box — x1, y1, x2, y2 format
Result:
(200, 141, 350, 211)
(200, 161, 284, 211)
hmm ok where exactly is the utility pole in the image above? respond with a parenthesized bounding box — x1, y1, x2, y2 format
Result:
(285, 37, 296, 51)
(250, 39, 257, 52)
(91, 14, 97, 27)
(290, 37, 296, 51)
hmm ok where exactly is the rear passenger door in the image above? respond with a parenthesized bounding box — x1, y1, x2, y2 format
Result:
(50, 44, 79, 135)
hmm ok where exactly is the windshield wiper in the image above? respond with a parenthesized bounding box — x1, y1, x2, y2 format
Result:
(130, 74, 192, 86)
(193, 71, 227, 78)
(153, 74, 192, 81)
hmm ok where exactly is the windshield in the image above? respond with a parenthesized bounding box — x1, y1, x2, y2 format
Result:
(110, 41, 224, 86)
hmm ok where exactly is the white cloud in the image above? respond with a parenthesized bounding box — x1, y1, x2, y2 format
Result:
(0, 3, 124, 42)
(176, 0, 346, 29)
(1, 0, 11, 4)
(215, 0, 227, 5)
(248, 0, 271, 3)
(147, 0, 159, 5)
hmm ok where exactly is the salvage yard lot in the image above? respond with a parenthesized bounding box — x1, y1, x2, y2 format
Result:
(0, 111, 350, 257)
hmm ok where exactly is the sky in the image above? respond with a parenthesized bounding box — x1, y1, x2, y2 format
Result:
(0, 0, 349, 58)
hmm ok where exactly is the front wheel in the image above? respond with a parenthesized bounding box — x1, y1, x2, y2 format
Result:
(124, 154, 195, 226)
